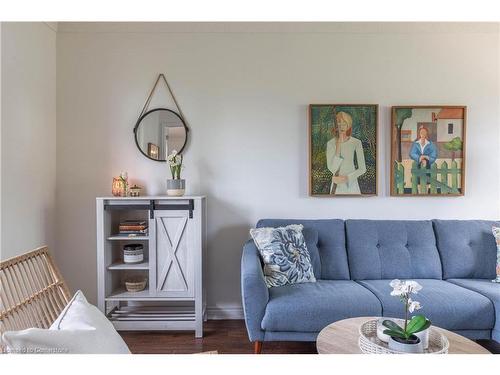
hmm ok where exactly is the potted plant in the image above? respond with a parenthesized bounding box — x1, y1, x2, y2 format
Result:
(382, 279, 431, 353)
(166, 150, 185, 196)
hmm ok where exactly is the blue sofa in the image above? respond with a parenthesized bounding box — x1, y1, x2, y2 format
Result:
(241, 219, 500, 352)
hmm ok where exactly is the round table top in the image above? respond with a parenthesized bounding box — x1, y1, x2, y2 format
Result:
(316, 317, 491, 354)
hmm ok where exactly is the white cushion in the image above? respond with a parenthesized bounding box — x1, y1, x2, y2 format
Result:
(2, 290, 130, 354)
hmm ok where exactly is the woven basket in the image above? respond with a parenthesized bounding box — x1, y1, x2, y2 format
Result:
(358, 319, 449, 354)
(125, 277, 147, 292)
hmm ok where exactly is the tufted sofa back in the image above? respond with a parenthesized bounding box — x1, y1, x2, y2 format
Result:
(254, 218, 499, 281)
(256, 219, 350, 280)
(433, 220, 500, 279)
(345, 220, 442, 280)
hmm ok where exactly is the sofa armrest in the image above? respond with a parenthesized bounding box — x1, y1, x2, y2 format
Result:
(241, 240, 268, 342)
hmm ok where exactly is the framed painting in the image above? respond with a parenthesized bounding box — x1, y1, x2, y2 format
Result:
(147, 142, 160, 160)
(309, 104, 378, 196)
(391, 106, 466, 196)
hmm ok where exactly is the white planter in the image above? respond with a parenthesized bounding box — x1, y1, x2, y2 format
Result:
(377, 318, 430, 349)
(166, 179, 185, 196)
(415, 327, 430, 350)
(388, 336, 424, 354)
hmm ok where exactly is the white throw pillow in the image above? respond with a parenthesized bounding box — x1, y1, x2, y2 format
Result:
(2, 290, 130, 354)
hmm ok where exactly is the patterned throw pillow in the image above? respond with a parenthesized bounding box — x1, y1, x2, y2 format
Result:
(250, 224, 316, 288)
(492, 227, 500, 283)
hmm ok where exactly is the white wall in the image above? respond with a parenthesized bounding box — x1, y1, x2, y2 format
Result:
(56, 22, 500, 312)
(0, 22, 57, 260)
(0, 23, 3, 258)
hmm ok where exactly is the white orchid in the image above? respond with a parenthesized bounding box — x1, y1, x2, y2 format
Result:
(383, 279, 430, 343)
(389, 279, 404, 296)
(389, 279, 422, 296)
(408, 298, 422, 313)
(406, 280, 423, 293)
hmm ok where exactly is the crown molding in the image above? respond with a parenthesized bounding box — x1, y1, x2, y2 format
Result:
(43, 22, 58, 32)
(56, 22, 499, 34)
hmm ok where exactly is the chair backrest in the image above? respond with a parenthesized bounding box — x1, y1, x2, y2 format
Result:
(0, 246, 71, 337)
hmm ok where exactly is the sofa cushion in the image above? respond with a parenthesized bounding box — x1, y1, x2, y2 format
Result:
(433, 220, 500, 279)
(447, 279, 500, 341)
(261, 280, 381, 332)
(346, 220, 442, 280)
(257, 219, 349, 280)
(357, 279, 494, 331)
(302, 227, 320, 279)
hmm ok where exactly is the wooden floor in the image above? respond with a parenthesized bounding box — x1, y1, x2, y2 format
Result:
(119, 320, 499, 354)
(120, 320, 316, 354)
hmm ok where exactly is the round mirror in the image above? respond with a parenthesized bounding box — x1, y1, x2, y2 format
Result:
(134, 108, 188, 161)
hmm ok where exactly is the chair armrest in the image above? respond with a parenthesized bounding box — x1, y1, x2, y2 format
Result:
(241, 240, 268, 342)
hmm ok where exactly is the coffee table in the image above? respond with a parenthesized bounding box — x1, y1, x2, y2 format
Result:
(316, 317, 490, 354)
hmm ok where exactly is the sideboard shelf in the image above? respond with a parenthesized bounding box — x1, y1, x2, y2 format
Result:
(106, 288, 152, 300)
(107, 235, 150, 241)
(96, 196, 207, 337)
(107, 261, 150, 270)
(105, 290, 197, 301)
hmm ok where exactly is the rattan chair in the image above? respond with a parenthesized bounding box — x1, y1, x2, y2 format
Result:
(0, 246, 71, 345)
(0, 248, 219, 354)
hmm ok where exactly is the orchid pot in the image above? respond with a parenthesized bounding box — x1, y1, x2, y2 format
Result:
(388, 335, 424, 354)
(382, 279, 432, 354)
(378, 318, 429, 349)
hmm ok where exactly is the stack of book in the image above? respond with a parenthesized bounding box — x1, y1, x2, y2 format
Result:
(118, 220, 148, 237)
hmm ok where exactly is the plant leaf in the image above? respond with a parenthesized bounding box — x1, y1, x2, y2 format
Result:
(383, 329, 407, 339)
(406, 315, 426, 334)
(406, 315, 431, 334)
(382, 320, 405, 335)
(412, 319, 431, 334)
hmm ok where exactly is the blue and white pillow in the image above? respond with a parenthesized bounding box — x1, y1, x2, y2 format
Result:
(250, 224, 316, 288)
(492, 227, 500, 283)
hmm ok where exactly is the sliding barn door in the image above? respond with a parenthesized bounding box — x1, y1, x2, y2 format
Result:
(153, 210, 194, 298)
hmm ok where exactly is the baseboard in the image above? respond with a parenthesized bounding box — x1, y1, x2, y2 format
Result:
(206, 305, 244, 320)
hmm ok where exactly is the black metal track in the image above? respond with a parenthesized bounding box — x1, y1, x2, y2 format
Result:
(104, 199, 194, 219)
(155, 199, 194, 218)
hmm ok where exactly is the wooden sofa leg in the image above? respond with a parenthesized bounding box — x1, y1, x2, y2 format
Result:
(254, 341, 263, 354)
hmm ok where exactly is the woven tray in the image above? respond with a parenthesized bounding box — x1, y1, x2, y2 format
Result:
(358, 319, 449, 354)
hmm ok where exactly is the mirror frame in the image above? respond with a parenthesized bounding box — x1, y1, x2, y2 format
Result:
(133, 107, 189, 162)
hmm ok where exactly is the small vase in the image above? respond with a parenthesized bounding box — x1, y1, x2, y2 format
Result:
(166, 179, 185, 196)
(388, 335, 424, 354)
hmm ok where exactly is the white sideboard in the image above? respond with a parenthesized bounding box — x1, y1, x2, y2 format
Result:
(96, 196, 206, 337)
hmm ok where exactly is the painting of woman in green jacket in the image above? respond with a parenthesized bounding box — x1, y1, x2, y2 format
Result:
(309, 104, 377, 196)
(326, 111, 367, 194)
